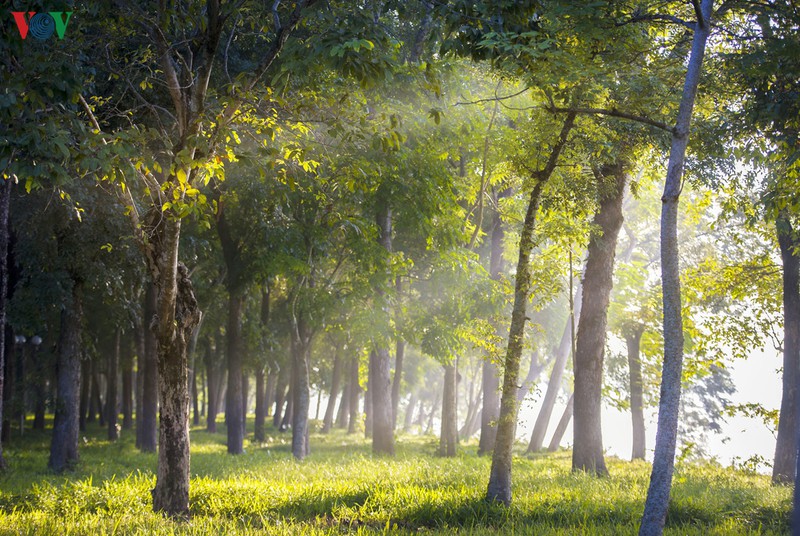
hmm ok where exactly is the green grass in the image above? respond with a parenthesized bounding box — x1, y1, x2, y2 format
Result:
(0, 418, 791, 534)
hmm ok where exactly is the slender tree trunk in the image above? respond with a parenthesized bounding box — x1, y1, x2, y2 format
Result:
(392, 278, 405, 430)
(140, 284, 158, 452)
(88, 361, 100, 425)
(135, 307, 144, 447)
(487, 112, 576, 505)
(336, 378, 350, 429)
(265, 367, 276, 418)
(254, 367, 266, 442)
(439, 364, 458, 457)
(371, 202, 395, 455)
(48, 283, 83, 473)
(273, 365, 289, 429)
(191, 368, 199, 426)
(242, 372, 249, 431)
(547, 395, 574, 452)
(365, 354, 373, 439)
(79, 359, 89, 432)
(204, 340, 218, 433)
(107, 328, 120, 441)
(572, 162, 627, 476)
(348, 357, 360, 434)
(626, 326, 646, 461)
(226, 293, 244, 454)
(323, 349, 342, 433)
(122, 339, 134, 431)
(404, 391, 417, 432)
(0, 178, 9, 468)
(639, 3, 712, 532)
(291, 322, 311, 460)
(774, 214, 799, 483)
(33, 351, 46, 430)
(528, 285, 583, 452)
(280, 387, 293, 431)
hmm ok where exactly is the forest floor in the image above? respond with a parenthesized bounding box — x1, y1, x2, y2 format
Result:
(0, 418, 790, 535)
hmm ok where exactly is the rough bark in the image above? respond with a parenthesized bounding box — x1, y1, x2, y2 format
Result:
(639, 2, 713, 532)
(322, 349, 342, 433)
(108, 328, 120, 441)
(0, 177, 8, 468)
(48, 283, 83, 473)
(371, 202, 395, 455)
(626, 326, 647, 461)
(140, 284, 158, 452)
(572, 162, 627, 476)
(774, 215, 799, 483)
(225, 293, 244, 455)
(486, 112, 576, 505)
(547, 394, 574, 452)
(527, 285, 583, 452)
(439, 364, 458, 457)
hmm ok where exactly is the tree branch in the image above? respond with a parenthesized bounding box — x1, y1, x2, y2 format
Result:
(692, 0, 707, 29)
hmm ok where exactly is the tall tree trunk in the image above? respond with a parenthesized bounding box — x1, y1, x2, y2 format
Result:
(392, 278, 405, 430)
(371, 202, 395, 455)
(191, 368, 199, 426)
(280, 387, 293, 431)
(639, 2, 713, 532)
(265, 367, 276, 418)
(547, 394, 574, 451)
(291, 321, 311, 460)
(48, 283, 83, 473)
(336, 376, 351, 429)
(323, 349, 342, 433)
(439, 364, 458, 457)
(135, 305, 144, 447)
(626, 325, 646, 461)
(273, 365, 289, 429)
(226, 293, 244, 454)
(32, 349, 46, 431)
(149, 217, 202, 517)
(122, 338, 133, 431)
(487, 112, 576, 505)
(203, 339, 218, 433)
(403, 391, 417, 432)
(254, 367, 266, 442)
(79, 359, 89, 432)
(348, 357, 360, 434)
(365, 354, 373, 439)
(572, 162, 627, 476)
(140, 283, 158, 452)
(107, 328, 120, 441)
(0, 177, 9, 468)
(528, 284, 583, 452)
(242, 371, 249, 431)
(774, 214, 799, 483)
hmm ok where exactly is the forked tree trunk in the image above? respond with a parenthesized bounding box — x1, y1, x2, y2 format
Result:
(547, 394, 574, 451)
(626, 325, 646, 461)
(639, 2, 713, 532)
(322, 349, 342, 433)
(439, 364, 458, 457)
(487, 112, 576, 505)
(140, 284, 158, 451)
(48, 283, 83, 473)
(0, 177, 9, 468)
(773, 214, 799, 483)
(572, 162, 627, 476)
(225, 293, 244, 455)
(107, 328, 120, 441)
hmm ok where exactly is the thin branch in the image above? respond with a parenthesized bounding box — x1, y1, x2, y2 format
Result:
(544, 88, 672, 133)
(455, 87, 530, 106)
(616, 12, 696, 30)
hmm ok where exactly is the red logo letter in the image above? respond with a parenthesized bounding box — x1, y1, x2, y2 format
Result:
(11, 12, 36, 40)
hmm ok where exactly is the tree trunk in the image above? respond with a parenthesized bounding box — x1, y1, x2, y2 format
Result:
(322, 349, 342, 433)
(32, 350, 47, 431)
(486, 111, 576, 506)
(273, 365, 289, 429)
(280, 387, 293, 432)
(242, 371, 249, 431)
(135, 306, 144, 447)
(348, 357, 360, 434)
(392, 278, 405, 430)
(371, 202, 395, 455)
(572, 162, 627, 476)
(48, 283, 83, 473)
(150, 217, 202, 517)
(204, 340, 218, 433)
(439, 364, 458, 457)
(0, 177, 9, 468)
(191, 368, 199, 426)
(254, 367, 266, 442)
(79, 359, 89, 432)
(107, 328, 120, 441)
(639, 3, 712, 532)
(291, 321, 311, 460)
(265, 367, 276, 418)
(774, 214, 799, 483)
(528, 284, 583, 452)
(626, 326, 647, 461)
(122, 338, 133, 431)
(226, 293, 244, 455)
(365, 354, 373, 439)
(547, 394, 574, 451)
(140, 283, 158, 452)
(403, 391, 417, 432)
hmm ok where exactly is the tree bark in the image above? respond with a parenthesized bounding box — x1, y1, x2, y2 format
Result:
(140, 283, 158, 452)
(528, 284, 583, 452)
(48, 283, 83, 473)
(626, 326, 647, 461)
(547, 394, 574, 451)
(639, 2, 713, 532)
(0, 177, 9, 468)
(774, 215, 799, 483)
(487, 112, 576, 505)
(371, 202, 395, 455)
(439, 364, 458, 457)
(572, 162, 627, 476)
(107, 328, 120, 441)
(291, 321, 312, 460)
(322, 349, 342, 433)
(226, 292, 244, 454)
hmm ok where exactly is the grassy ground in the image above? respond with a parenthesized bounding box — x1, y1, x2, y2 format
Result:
(0, 418, 790, 535)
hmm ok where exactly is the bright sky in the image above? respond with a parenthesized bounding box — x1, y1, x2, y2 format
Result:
(516, 347, 782, 474)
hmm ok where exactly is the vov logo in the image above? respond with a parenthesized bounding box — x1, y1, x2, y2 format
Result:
(11, 11, 73, 40)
